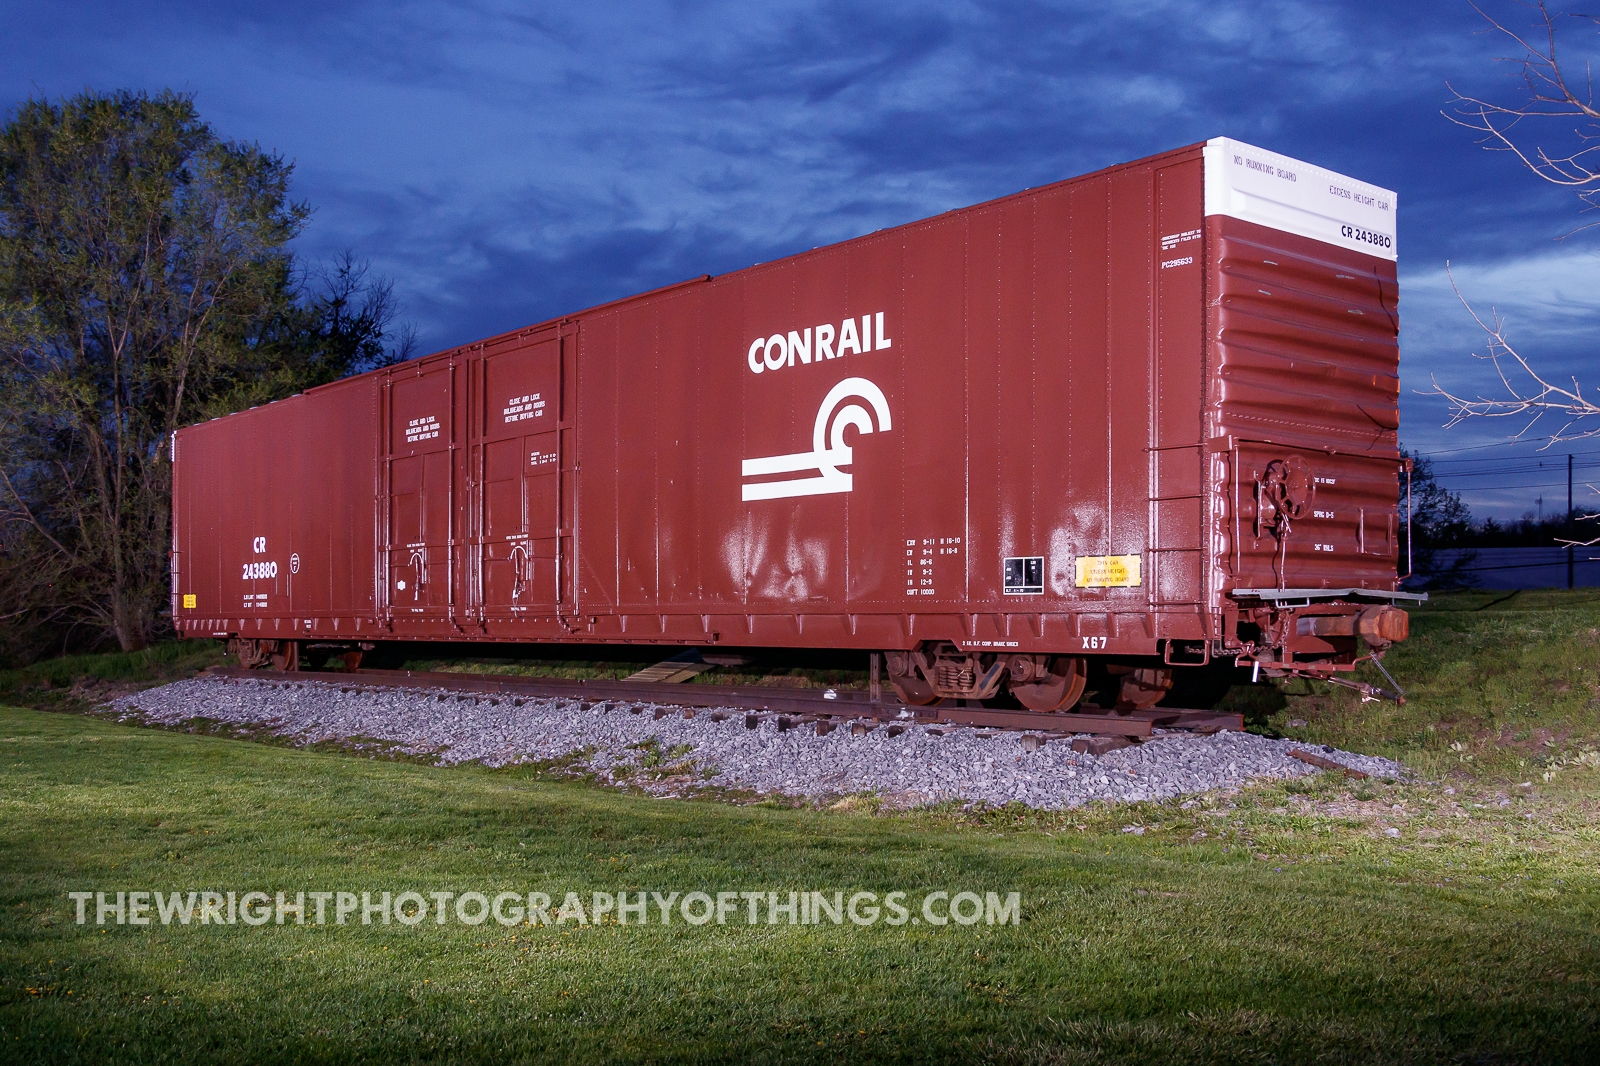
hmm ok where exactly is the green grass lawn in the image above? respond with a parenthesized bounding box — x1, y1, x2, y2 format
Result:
(2, 591, 1600, 1063)
(1251, 588, 1600, 784)
(3, 706, 1599, 1064)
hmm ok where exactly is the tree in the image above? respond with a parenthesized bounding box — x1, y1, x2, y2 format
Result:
(0, 90, 408, 657)
(1433, 1, 1600, 441)
(1399, 449, 1480, 589)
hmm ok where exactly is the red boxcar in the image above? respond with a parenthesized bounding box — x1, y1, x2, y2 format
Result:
(171, 138, 1417, 710)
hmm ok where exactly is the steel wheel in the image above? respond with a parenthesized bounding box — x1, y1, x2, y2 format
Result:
(888, 672, 943, 706)
(1011, 655, 1089, 712)
(1114, 666, 1173, 710)
(268, 640, 300, 672)
(230, 638, 270, 669)
(883, 651, 941, 706)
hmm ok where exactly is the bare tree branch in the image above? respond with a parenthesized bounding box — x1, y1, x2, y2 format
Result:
(1552, 479, 1600, 545)
(1446, 1, 1600, 221)
(1424, 264, 1600, 442)
(0, 462, 71, 557)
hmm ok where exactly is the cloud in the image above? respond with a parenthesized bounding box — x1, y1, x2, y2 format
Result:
(1402, 249, 1600, 410)
(4, 0, 1597, 521)
(1398, 248, 1600, 517)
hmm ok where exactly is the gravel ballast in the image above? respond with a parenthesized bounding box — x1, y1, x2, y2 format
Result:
(111, 677, 1405, 809)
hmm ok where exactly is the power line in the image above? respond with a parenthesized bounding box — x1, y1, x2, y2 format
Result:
(1437, 558, 1600, 574)
(1434, 481, 1596, 489)
(1434, 475, 1600, 486)
(1426, 448, 1600, 466)
(1405, 436, 1581, 455)
(1427, 456, 1600, 476)
(1441, 484, 1589, 495)
(1435, 469, 1600, 478)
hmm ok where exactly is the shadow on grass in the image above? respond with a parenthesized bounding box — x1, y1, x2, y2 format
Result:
(1216, 681, 1288, 733)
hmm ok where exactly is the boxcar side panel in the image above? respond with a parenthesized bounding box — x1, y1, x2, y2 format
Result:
(1104, 165, 1158, 642)
(994, 194, 1041, 609)
(1063, 177, 1111, 602)
(899, 215, 969, 607)
(558, 147, 1207, 653)
(1151, 158, 1208, 616)
(711, 275, 750, 616)
(654, 295, 707, 609)
(614, 306, 661, 611)
(173, 376, 378, 637)
(576, 314, 621, 613)
(1030, 182, 1079, 611)
(841, 236, 909, 614)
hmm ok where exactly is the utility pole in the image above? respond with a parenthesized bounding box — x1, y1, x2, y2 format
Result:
(1569, 453, 1575, 590)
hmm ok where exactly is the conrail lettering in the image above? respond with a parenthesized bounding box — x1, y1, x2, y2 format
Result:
(748, 312, 892, 375)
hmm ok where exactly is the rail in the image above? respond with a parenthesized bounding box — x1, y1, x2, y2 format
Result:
(204, 666, 1243, 738)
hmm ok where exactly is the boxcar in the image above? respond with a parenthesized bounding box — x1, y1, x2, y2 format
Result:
(171, 137, 1418, 711)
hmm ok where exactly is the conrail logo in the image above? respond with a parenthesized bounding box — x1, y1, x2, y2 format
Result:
(741, 378, 892, 501)
(747, 312, 892, 374)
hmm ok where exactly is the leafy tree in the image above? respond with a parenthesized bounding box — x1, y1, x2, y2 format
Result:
(0, 90, 408, 658)
(1399, 448, 1479, 589)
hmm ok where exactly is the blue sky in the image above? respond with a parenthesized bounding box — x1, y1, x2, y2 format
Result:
(6, 0, 1600, 518)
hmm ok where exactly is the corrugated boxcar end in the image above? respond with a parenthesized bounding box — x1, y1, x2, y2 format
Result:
(1200, 137, 1416, 700)
(170, 136, 1418, 711)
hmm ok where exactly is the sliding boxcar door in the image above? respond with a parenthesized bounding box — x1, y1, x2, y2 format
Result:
(478, 334, 561, 617)
(386, 364, 455, 623)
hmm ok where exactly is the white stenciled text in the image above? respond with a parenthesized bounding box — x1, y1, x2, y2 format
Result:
(748, 312, 892, 375)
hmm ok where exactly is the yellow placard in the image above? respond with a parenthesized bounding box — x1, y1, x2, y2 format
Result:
(1074, 554, 1141, 588)
(182, 593, 197, 609)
